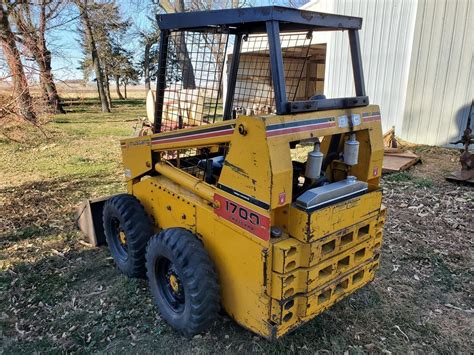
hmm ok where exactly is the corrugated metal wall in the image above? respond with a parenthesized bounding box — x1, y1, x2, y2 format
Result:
(304, 0, 418, 133)
(401, 0, 474, 146)
(304, 0, 474, 145)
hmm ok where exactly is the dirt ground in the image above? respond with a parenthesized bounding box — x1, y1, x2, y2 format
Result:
(0, 99, 473, 353)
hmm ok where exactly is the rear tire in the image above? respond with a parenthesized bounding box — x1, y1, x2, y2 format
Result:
(103, 194, 154, 278)
(145, 228, 220, 337)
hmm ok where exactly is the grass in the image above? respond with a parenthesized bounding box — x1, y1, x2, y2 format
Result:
(1, 97, 473, 353)
(386, 172, 434, 188)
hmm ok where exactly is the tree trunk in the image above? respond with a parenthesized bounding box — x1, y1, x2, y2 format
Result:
(39, 75, 49, 103)
(37, 52, 65, 113)
(0, 5, 37, 123)
(160, 0, 196, 89)
(37, 3, 65, 114)
(115, 76, 124, 100)
(144, 41, 152, 91)
(174, 32, 196, 89)
(103, 64, 112, 108)
(79, 2, 110, 113)
(124, 81, 127, 99)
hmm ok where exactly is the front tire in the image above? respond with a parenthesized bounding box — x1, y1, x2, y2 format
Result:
(103, 194, 154, 278)
(145, 228, 220, 337)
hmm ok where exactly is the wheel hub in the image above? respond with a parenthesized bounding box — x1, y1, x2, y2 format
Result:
(169, 274, 180, 293)
(166, 267, 183, 299)
(119, 230, 127, 245)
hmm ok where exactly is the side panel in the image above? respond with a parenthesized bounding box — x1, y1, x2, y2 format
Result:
(218, 116, 272, 210)
(120, 136, 153, 180)
(196, 207, 274, 338)
(132, 177, 198, 232)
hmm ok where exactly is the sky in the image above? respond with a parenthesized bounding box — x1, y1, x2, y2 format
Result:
(46, 0, 310, 82)
(48, 1, 154, 81)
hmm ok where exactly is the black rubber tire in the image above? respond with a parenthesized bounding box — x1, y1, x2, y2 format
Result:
(103, 194, 154, 278)
(145, 228, 220, 337)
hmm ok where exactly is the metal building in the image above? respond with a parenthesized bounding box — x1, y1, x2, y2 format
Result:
(302, 0, 473, 146)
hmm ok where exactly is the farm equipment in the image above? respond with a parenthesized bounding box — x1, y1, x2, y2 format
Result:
(79, 6, 386, 339)
(446, 100, 473, 184)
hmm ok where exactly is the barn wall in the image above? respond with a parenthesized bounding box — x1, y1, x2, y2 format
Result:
(303, 0, 418, 133)
(401, 0, 474, 146)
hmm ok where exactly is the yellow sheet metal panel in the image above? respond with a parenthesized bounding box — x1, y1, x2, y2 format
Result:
(132, 177, 197, 232)
(288, 191, 382, 242)
(120, 136, 152, 180)
(195, 206, 274, 338)
(218, 116, 273, 210)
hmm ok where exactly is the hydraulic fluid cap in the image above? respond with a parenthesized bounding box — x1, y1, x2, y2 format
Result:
(344, 133, 359, 166)
(305, 141, 324, 180)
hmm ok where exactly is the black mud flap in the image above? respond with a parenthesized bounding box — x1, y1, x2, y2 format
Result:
(76, 195, 118, 246)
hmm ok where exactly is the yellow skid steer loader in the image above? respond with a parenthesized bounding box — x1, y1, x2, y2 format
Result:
(78, 6, 386, 339)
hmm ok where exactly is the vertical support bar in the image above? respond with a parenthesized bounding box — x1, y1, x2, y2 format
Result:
(266, 20, 287, 115)
(223, 34, 242, 120)
(154, 29, 170, 133)
(348, 29, 366, 97)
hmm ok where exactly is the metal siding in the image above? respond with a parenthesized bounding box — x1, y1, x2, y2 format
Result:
(304, 0, 418, 133)
(402, 0, 474, 146)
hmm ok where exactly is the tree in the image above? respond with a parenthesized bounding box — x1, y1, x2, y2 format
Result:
(159, 0, 196, 89)
(0, 2, 37, 123)
(10, 1, 66, 114)
(153, 0, 242, 91)
(109, 45, 137, 100)
(120, 58, 140, 99)
(76, 1, 132, 108)
(141, 31, 159, 91)
(74, 0, 110, 112)
(140, 33, 182, 90)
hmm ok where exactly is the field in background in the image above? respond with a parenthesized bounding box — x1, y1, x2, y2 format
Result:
(0, 82, 147, 100)
(0, 97, 473, 353)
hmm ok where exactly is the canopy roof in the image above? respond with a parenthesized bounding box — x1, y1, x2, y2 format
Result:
(156, 6, 362, 33)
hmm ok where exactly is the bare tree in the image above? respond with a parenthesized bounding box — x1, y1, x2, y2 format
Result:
(11, 1, 66, 114)
(159, 0, 196, 89)
(0, 2, 37, 123)
(74, 0, 110, 112)
(142, 31, 159, 91)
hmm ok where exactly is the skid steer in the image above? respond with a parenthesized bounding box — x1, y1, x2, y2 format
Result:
(78, 6, 386, 339)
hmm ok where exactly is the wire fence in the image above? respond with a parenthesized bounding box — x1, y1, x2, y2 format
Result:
(157, 29, 315, 132)
(234, 32, 314, 116)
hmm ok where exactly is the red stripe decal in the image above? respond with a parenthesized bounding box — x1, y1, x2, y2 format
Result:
(363, 115, 381, 122)
(214, 194, 270, 241)
(267, 122, 336, 137)
(152, 129, 233, 145)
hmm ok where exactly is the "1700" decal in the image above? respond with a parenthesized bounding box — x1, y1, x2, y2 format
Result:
(214, 194, 270, 241)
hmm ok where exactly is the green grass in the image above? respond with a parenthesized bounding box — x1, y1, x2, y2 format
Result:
(386, 171, 433, 188)
(386, 171, 413, 182)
